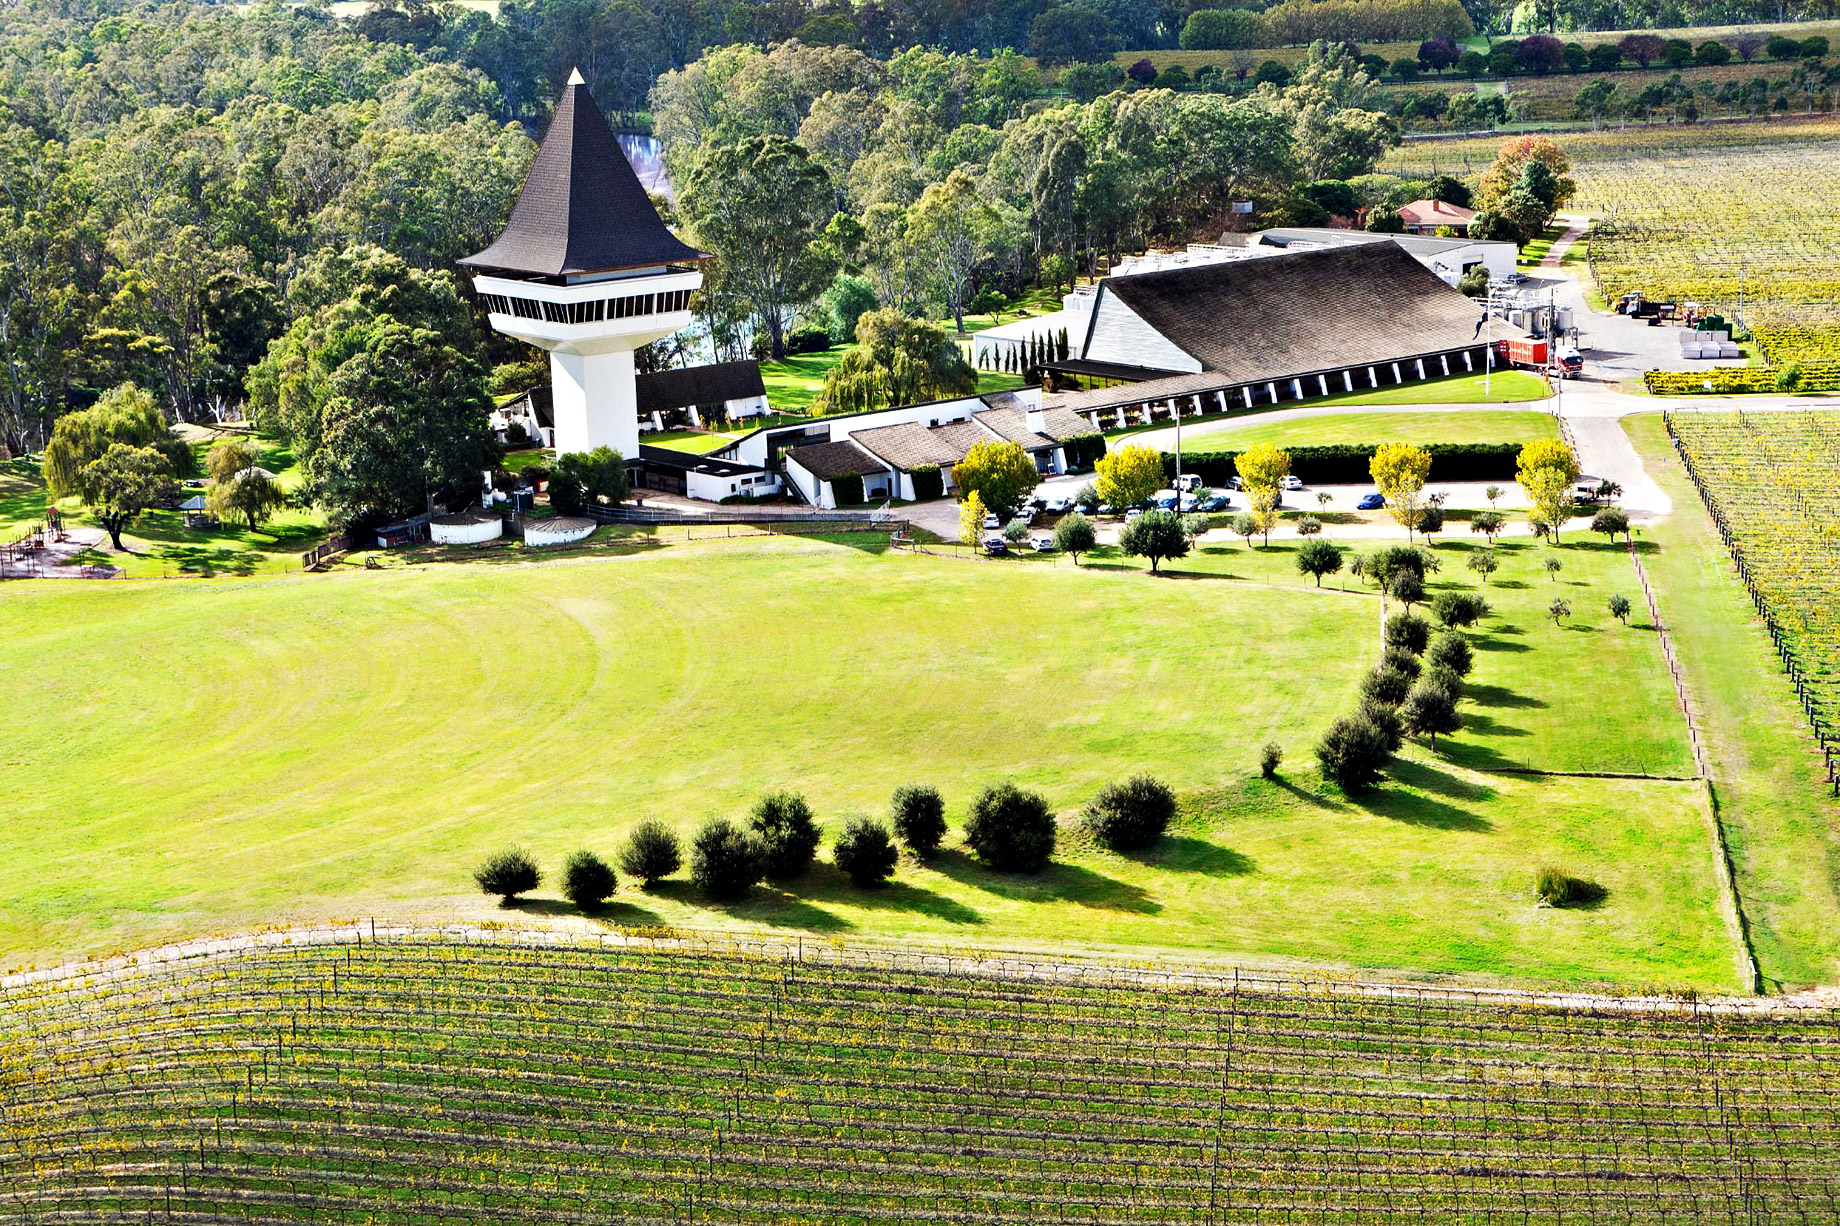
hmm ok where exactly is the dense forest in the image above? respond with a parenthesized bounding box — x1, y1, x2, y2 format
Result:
(1, 0, 1826, 526)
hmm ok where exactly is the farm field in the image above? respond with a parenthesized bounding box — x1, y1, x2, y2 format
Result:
(5, 932, 1836, 1223)
(1386, 118, 1840, 374)
(1625, 413, 1840, 989)
(1177, 409, 1557, 450)
(0, 529, 1738, 990)
(1667, 410, 1840, 743)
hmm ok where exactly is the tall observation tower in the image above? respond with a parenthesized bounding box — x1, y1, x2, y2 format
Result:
(461, 70, 708, 459)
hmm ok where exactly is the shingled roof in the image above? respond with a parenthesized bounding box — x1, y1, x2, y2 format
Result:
(1097, 242, 1486, 385)
(634, 361, 766, 414)
(461, 70, 708, 280)
(782, 441, 888, 481)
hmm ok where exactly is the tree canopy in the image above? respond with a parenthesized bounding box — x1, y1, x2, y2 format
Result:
(813, 309, 977, 415)
(952, 439, 1040, 515)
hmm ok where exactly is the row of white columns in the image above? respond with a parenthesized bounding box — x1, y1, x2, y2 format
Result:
(1074, 346, 1494, 432)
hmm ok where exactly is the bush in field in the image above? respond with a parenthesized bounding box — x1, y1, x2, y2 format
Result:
(1054, 512, 1096, 564)
(1384, 611, 1431, 655)
(964, 782, 1056, 872)
(1400, 681, 1462, 746)
(1362, 664, 1414, 708)
(1431, 590, 1491, 628)
(749, 790, 821, 878)
(691, 819, 766, 900)
(1260, 741, 1283, 778)
(1379, 646, 1421, 678)
(832, 816, 899, 887)
(1358, 697, 1405, 752)
(474, 848, 541, 903)
(1536, 865, 1607, 906)
(1296, 537, 1342, 586)
(619, 820, 683, 886)
(1081, 774, 1176, 851)
(890, 783, 947, 857)
(1608, 593, 1632, 623)
(1315, 714, 1393, 793)
(1426, 631, 1473, 677)
(1592, 506, 1629, 541)
(562, 850, 617, 909)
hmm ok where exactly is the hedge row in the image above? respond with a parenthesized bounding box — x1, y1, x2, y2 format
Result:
(909, 464, 944, 501)
(1062, 434, 1107, 470)
(1164, 442, 1524, 486)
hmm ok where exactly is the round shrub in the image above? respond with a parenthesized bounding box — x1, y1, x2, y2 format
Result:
(1536, 865, 1607, 907)
(833, 815, 899, 887)
(1383, 611, 1431, 655)
(1259, 740, 1283, 778)
(1425, 630, 1473, 678)
(1357, 697, 1404, 753)
(1400, 680, 1461, 745)
(1081, 774, 1176, 851)
(749, 790, 821, 879)
(474, 848, 540, 902)
(1383, 607, 1427, 655)
(1422, 662, 1465, 700)
(562, 849, 617, 909)
(1314, 714, 1393, 794)
(618, 819, 683, 886)
(890, 783, 947, 857)
(1379, 646, 1421, 678)
(1430, 590, 1491, 628)
(1361, 664, 1414, 708)
(964, 781, 1056, 873)
(691, 818, 766, 900)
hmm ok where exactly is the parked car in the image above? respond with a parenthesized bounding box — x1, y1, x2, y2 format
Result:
(1045, 496, 1073, 513)
(1124, 507, 1144, 522)
(982, 513, 1000, 530)
(1096, 502, 1115, 515)
(1282, 475, 1305, 491)
(1227, 476, 1244, 491)
(1175, 473, 1203, 493)
(1152, 489, 1178, 510)
(983, 536, 1008, 555)
(1357, 493, 1385, 510)
(1177, 494, 1198, 512)
(1197, 493, 1230, 512)
(1031, 535, 1055, 553)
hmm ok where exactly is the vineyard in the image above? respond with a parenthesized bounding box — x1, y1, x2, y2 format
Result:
(5, 927, 1840, 1224)
(1388, 119, 1840, 382)
(1666, 409, 1840, 790)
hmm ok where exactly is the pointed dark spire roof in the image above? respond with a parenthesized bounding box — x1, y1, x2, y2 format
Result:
(461, 70, 708, 280)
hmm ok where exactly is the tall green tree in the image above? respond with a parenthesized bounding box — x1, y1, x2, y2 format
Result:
(77, 443, 179, 551)
(812, 309, 975, 415)
(907, 170, 1002, 334)
(43, 384, 191, 498)
(681, 135, 840, 359)
(952, 439, 1039, 514)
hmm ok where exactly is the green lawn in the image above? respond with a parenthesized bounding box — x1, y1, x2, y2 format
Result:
(1625, 414, 1840, 990)
(1180, 409, 1558, 452)
(0, 456, 48, 540)
(0, 530, 1736, 990)
(762, 345, 1027, 413)
(643, 429, 740, 454)
(1305, 370, 1552, 407)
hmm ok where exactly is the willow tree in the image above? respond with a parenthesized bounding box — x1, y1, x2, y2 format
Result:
(812, 309, 975, 416)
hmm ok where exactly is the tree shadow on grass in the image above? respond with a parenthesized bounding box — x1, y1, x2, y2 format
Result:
(1456, 712, 1529, 740)
(928, 848, 1160, 914)
(1465, 683, 1546, 709)
(1388, 757, 1497, 804)
(1472, 634, 1532, 653)
(1127, 835, 1254, 878)
(1491, 579, 1530, 589)
(1272, 776, 1341, 811)
(1356, 785, 1493, 832)
(798, 864, 984, 924)
(504, 895, 670, 927)
(155, 544, 262, 577)
(646, 878, 855, 932)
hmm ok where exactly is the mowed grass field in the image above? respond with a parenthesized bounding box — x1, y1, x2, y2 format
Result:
(0, 528, 1739, 990)
(1180, 408, 1558, 450)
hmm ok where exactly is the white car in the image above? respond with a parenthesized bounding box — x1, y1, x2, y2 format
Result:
(1045, 496, 1073, 514)
(982, 513, 1000, 530)
(1124, 508, 1144, 522)
(1282, 476, 1305, 491)
(1031, 535, 1055, 552)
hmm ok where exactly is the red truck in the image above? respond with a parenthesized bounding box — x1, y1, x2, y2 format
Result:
(1496, 337, 1550, 368)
